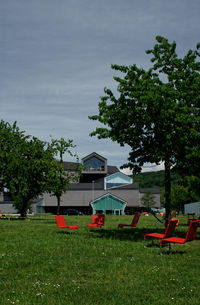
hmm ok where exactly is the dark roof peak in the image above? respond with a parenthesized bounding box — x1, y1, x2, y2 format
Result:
(81, 152, 107, 162)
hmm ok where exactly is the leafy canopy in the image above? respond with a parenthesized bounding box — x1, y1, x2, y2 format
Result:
(0, 121, 82, 217)
(89, 36, 200, 220)
(89, 36, 200, 174)
(47, 138, 83, 215)
(0, 120, 55, 216)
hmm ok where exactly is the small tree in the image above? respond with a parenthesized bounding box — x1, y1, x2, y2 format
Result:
(48, 138, 82, 215)
(141, 191, 156, 209)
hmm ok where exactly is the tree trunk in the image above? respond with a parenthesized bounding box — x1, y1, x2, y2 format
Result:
(21, 201, 27, 218)
(56, 196, 61, 215)
(164, 158, 171, 226)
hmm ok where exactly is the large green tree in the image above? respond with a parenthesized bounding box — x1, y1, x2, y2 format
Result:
(0, 120, 55, 217)
(89, 36, 200, 223)
(0, 121, 83, 217)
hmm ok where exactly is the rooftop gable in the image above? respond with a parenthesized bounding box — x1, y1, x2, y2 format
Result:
(82, 152, 107, 174)
(82, 152, 107, 163)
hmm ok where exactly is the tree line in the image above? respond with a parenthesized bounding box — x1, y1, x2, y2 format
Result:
(133, 170, 179, 188)
(134, 171, 200, 213)
(0, 120, 82, 217)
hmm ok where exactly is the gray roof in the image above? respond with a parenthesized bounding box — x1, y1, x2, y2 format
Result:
(69, 183, 103, 190)
(82, 152, 107, 162)
(62, 161, 80, 171)
(140, 188, 160, 194)
(107, 165, 120, 174)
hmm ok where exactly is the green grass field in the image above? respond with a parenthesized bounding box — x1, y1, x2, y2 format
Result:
(0, 215, 200, 305)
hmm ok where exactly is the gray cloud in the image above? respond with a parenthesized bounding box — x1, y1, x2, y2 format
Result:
(1, 0, 200, 170)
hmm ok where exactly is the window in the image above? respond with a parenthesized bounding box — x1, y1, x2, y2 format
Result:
(105, 172, 132, 190)
(83, 156, 105, 172)
(106, 182, 127, 189)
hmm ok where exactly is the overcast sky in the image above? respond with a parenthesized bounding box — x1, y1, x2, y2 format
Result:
(1, 0, 200, 173)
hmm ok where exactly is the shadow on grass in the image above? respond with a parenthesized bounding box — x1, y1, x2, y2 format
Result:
(56, 231, 78, 235)
(144, 243, 186, 254)
(160, 249, 186, 255)
(87, 227, 159, 242)
(86, 225, 200, 242)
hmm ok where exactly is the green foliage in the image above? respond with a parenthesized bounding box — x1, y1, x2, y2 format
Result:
(170, 176, 200, 212)
(161, 175, 200, 212)
(0, 121, 82, 217)
(141, 190, 156, 209)
(170, 184, 189, 213)
(0, 120, 55, 217)
(134, 171, 200, 212)
(0, 121, 27, 191)
(89, 36, 200, 221)
(48, 138, 83, 215)
(133, 170, 179, 188)
(50, 137, 75, 162)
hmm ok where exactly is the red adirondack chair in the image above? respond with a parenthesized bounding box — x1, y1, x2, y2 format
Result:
(88, 214, 105, 230)
(55, 215, 78, 231)
(160, 220, 200, 254)
(118, 213, 140, 229)
(144, 219, 178, 247)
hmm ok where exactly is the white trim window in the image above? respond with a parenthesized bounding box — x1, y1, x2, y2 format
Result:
(104, 172, 132, 190)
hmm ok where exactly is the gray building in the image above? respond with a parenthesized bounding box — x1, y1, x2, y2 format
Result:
(0, 152, 160, 215)
(184, 202, 200, 216)
(42, 152, 160, 215)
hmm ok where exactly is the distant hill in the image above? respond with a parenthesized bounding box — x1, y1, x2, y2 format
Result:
(133, 170, 180, 188)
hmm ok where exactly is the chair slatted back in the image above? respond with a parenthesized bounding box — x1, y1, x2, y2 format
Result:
(55, 215, 67, 228)
(92, 214, 105, 225)
(131, 214, 140, 226)
(164, 219, 178, 238)
(185, 220, 200, 242)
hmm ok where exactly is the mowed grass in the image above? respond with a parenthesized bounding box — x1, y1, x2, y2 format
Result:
(0, 215, 200, 305)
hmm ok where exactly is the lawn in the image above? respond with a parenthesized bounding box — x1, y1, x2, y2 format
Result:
(0, 214, 200, 305)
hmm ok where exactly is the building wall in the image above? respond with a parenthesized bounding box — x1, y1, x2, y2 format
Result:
(152, 193, 160, 207)
(0, 202, 18, 214)
(184, 202, 200, 216)
(43, 188, 144, 208)
(0, 188, 160, 214)
(139, 192, 160, 208)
